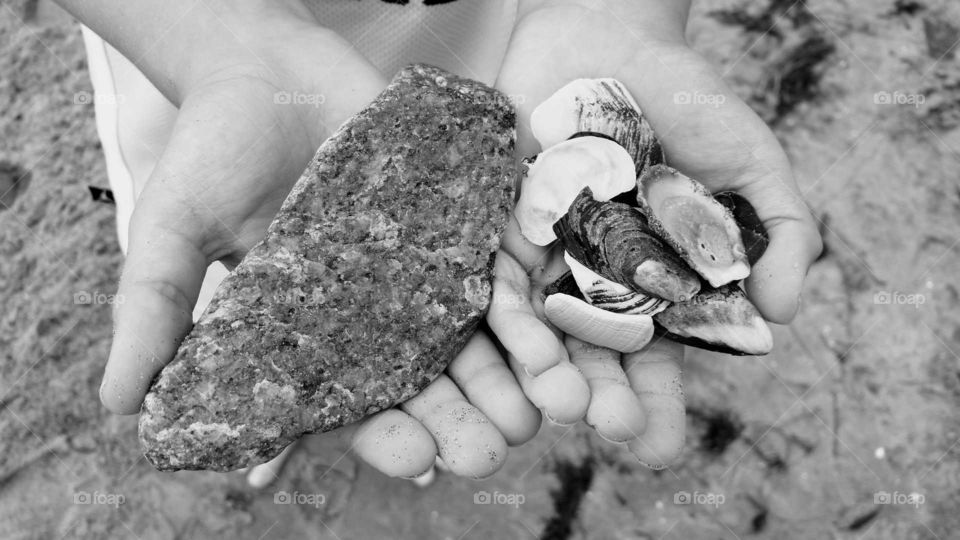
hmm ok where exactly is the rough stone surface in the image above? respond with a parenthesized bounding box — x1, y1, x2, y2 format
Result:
(138, 64, 517, 472)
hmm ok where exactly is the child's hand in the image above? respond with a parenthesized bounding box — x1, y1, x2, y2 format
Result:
(489, 0, 823, 467)
(78, 2, 540, 482)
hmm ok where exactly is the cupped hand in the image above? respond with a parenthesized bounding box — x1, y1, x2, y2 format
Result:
(488, 0, 822, 468)
(98, 5, 541, 484)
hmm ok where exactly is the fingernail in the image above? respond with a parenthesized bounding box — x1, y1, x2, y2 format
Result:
(403, 465, 436, 487)
(542, 411, 575, 427)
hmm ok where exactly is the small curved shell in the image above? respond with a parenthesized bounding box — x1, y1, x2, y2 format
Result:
(515, 136, 636, 246)
(544, 293, 654, 354)
(564, 252, 669, 316)
(531, 78, 663, 173)
(637, 165, 750, 287)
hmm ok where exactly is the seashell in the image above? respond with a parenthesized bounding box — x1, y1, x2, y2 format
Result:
(714, 191, 769, 265)
(553, 187, 701, 303)
(637, 165, 750, 288)
(564, 252, 669, 316)
(531, 78, 663, 173)
(514, 136, 636, 246)
(653, 284, 773, 356)
(544, 293, 654, 354)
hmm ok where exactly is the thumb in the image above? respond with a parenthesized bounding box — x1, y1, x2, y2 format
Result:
(100, 185, 208, 414)
(99, 95, 245, 414)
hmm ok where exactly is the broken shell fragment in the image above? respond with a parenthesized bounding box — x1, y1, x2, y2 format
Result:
(564, 252, 669, 316)
(637, 165, 750, 288)
(531, 78, 663, 172)
(653, 284, 773, 356)
(553, 188, 701, 303)
(544, 293, 654, 354)
(714, 191, 769, 265)
(515, 136, 636, 246)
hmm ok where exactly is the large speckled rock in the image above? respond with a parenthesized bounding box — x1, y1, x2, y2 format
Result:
(139, 64, 517, 471)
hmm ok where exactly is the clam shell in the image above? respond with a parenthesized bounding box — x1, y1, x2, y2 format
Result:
(531, 78, 663, 173)
(544, 293, 654, 354)
(564, 252, 669, 316)
(637, 165, 750, 288)
(653, 284, 773, 356)
(515, 136, 636, 246)
(553, 188, 701, 303)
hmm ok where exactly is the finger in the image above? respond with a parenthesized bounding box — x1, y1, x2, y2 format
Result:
(544, 294, 654, 353)
(622, 339, 685, 469)
(507, 354, 590, 426)
(566, 336, 645, 443)
(246, 443, 296, 489)
(100, 191, 208, 414)
(351, 409, 438, 479)
(487, 250, 568, 376)
(739, 178, 823, 323)
(447, 332, 541, 446)
(401, 375, 508, 479)
(618, 47, 821, 323)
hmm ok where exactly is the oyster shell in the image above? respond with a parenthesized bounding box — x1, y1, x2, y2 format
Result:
(564, 252, 669, 316)
(653, 284, 773, 356)
(553, 188, 701, 303)
(530, 78, 663, 173)
(637, 165, 750, 288)
(515, 136, 636, 246)
(715, 191, 769, 265)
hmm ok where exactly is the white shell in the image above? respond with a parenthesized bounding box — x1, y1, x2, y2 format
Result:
(544, 293, 654, 354)
(564, 252, 669, 316)
(514, 136, 635, 246)
(530, 78, 661, 170)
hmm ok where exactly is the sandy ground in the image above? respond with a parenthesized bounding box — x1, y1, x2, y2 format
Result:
(1, 0, 959, 538)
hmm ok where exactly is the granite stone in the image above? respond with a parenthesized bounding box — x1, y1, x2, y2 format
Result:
(139, 64, 517, 471)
